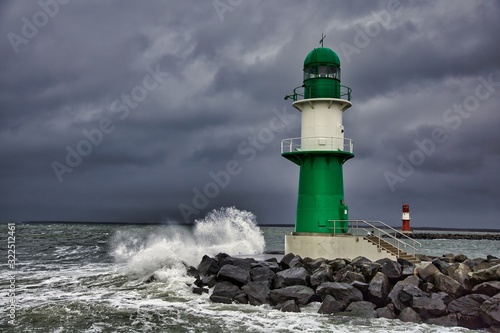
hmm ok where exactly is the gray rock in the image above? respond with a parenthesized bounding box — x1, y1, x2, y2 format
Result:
(367, 272, 390, 306)
(280, 253, 296, 269)
(425, 314, 459, 327)
(277, 299, 300, 312)
(432, 258, 451, 274)
(197, 255, 220, 277)
(288, 255, 303, 269)
(416, 263, 439, 283)
(226, 257, 257, 271)
(351, 256, 372, 267)
(329, 259, 348, 272)
(318, 295, 345, 314)
(473, 261, 496, 272)
(316, 282, 363, 308)
(350, 281, 370, 294)
(241, 282, 270, 306)
(217, 264, 250, 286)
(269, 285, 315, 306)
(470, 264, 500, 284)
(275, 267, 310, 287)
(305, 257, 327, 272)
(234, 292, 248, 304)
(472, 281, 500, 297)
(359, 262, 381, 281)
(337, 271, 365, 284)
(447, 263, 471, 288)
(399, 285, 426, 304)
(434, 271, 464, 298)
(201, 275, 217, 288)
(345, 301, 377, 318)
(310, 264, 334, 289)
(431, 291, 453, 306)
(399, 307, 422, 323)
(412, 296, 447, 320)
(250, 266, 275, 287)
(376, 304, 397, 319)
(376, 258, 402, 281)
(455, 254, 468, 263)
(192, 287, 209, 295)
(448, 294, 490, 329)
(420, 282, 435, 293)
(388, 275, 420, 312)
(480, 293, 500, 327)
(251, 260, 280, 272)
(210, 281, 241, 304)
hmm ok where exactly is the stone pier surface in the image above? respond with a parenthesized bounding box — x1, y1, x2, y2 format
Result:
(186, 252, 500, 332)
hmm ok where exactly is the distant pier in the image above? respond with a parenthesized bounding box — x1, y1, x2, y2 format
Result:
(397, 233, 500, 240)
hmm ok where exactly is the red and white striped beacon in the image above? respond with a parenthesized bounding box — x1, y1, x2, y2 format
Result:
(401, 203, 411, 233)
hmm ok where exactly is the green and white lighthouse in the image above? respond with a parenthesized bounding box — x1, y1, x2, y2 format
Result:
(282, 44, 353, 235)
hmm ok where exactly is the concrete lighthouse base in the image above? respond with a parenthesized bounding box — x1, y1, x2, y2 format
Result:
(285, 233, 398, 262)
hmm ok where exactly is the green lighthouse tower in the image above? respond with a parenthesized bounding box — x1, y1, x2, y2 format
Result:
(282, 44, 353, 235)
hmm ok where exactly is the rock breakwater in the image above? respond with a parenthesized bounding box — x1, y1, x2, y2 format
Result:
(186, 252, 500, 331)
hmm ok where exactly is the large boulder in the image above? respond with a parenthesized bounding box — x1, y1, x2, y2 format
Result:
(217, 264, 250, 286)
(388, 275, 420, 312)
(480, 292, 500, 327)
(288, 255, 304, 269)
(344, 301, 377, 318)
(310, 264, 334, 289)
(316, 282, 363, 308)
(448, 294, 490, 329)
(469, 264, 500, 284)
(472, 281, 500, 297)
(433, 272, 464, 298)
(250, 266, 275, 287)
(446, 263, 471, 288)
(251, 260, 280, 272)
(376, 304, 397, 319)
(197, 255, 220, 277)
(425, 314, 459, 327)
(411, 296, 447, 320)
(359, 262, 381, 281)
(416, 263, 439, 283)
(275, 267, 310, 287)
(277, 299, 300, 312)
(376, 258, 402, 281)
(280, 253, 296, 269)
(210, 281, 245, 304)
(318, 295, 345, 314)
(337, 271, 365, 284)
(399, 285, 427, 305)
(398, 307, 422, 323)
(329, 259, 348, 273)
(269, 285, 315, 306)
(366, 272, 391, 306)
(241, 282, 270, 306)
(432, 258, 451, 274)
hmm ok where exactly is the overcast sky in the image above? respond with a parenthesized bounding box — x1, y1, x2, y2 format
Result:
(1, 0, 499, 229)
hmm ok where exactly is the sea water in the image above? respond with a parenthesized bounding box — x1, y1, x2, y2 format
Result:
(1, 207, 498, 332)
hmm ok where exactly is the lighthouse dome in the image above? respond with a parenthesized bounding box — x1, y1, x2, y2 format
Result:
(304, 47, 340, 67)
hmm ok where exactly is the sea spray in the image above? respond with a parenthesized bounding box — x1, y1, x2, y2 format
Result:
(110, 207, 265, 278)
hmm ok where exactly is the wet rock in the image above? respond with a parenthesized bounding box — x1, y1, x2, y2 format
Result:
(433, 272, 464, 298)
(480, 293, 500, 327)
(275, 267, 310, 287)
(277, 299, 300, 312)
(318, 295, 345, 314)
(388, 275, 420, 312)
(351, 256, 372, 267)
(251, 260, 280, 273)
(470, 264, 500, 284)
(472, 281, 500, 297)
(455, 254, 468, 263)
(359, 262, 381, 281)
(186, 266, 200, 279)
(234, 292, 248, 304)
(305, 257, 327, 272)
(366, 272, 390, 307)
(448, 294, 490, 329)
(350, 281, 369, 294)
(217, 264, 250, 286)
(280, 253, 296, 269)
(250, 266, 275, 287)
(376, 258, 402, 281)
(310, 264, 334, 289)
(316, 282, 363, 308)
(230, 257, 257, 271)
(487, 255, 499, 261)
(210, 281, 242, 304)
(241, 281, 270, 306)
(198, 255, 220, 277)
(399, 285, 427, 304)
(376, 304, 397, 319)
(201, 275, 217, 288)
(432, 291, 453, 306)
(192, 287, 209, 295)
(398, 258, 416, 278)
(329, 259, 348, 273)
(446, 263, 471, 288)
(269, 285, 315, 306)
(334, 266, 353, 282)
(399, 307, 422, 323)
(345, 301, 377, 318)
(425, 314, 459, 327)
(144, 274, 159, 283)
(432, 258, 451, 274)
(411, 296, 447, 320)
(288, 255, 303, 269)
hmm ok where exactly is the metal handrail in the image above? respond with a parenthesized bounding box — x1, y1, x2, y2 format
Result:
(327, 220, 421, 257)
(281, 137, 354, 154)
(284, 84, 352, 102)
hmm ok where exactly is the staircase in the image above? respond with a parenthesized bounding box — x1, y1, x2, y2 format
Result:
(365, 235, 421, 264)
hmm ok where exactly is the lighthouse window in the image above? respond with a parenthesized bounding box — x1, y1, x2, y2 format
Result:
(318, 66, 328, 77)
(304, 67, 317, 79)
(328, 66, 340, 79)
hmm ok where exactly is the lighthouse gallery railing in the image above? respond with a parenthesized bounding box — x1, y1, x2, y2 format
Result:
(281, 137, 354, 154)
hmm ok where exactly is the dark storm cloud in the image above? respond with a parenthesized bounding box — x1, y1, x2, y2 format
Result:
(0, 0, 499, 229)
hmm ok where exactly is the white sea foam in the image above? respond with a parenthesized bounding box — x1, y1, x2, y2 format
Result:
(110, 207, 265, 277)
